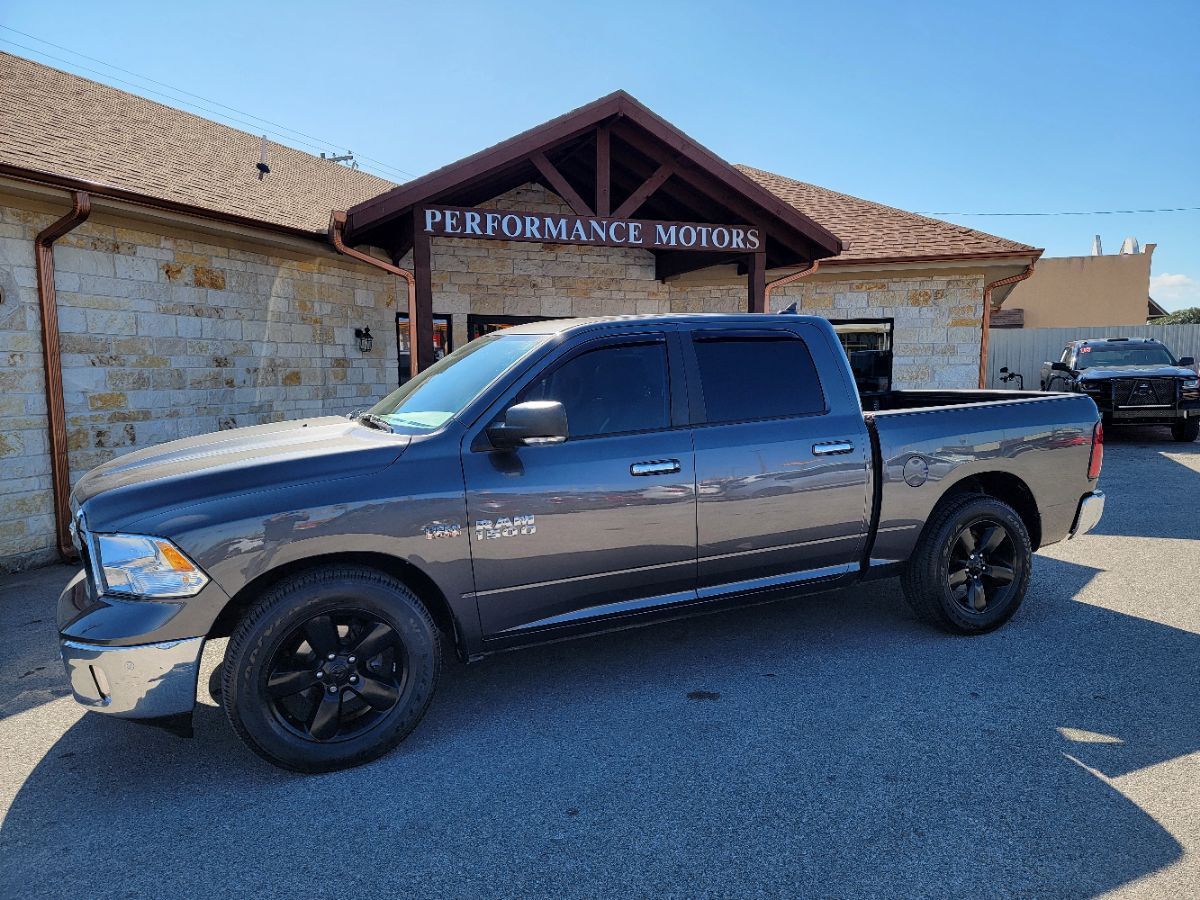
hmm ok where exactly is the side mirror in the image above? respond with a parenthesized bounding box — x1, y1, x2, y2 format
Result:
(1051, 361, 1072, 372)
(487, 401, 568, 449)
(1000, 367, 1010, 374)
(1178, 356, 1196, 368)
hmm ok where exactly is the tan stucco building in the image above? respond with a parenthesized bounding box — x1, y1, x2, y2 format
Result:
(998, 245, 1157, 328)
(0, 52, 1040, 570)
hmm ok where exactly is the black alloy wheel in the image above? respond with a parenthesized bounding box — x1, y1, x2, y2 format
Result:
(946, 519, 1018, 615)
(266, 610, 408, 742)
(222, 566, 441, 772)
(901, 493, 1032, 634)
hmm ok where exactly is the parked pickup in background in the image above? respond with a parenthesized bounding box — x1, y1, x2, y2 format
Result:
(60, 314, 1105, 772)
(1040, 337, 1200, 442)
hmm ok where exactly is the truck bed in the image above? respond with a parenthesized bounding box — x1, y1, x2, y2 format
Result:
(859, 389, 1101, 568)
(862, 389, 1044, 412)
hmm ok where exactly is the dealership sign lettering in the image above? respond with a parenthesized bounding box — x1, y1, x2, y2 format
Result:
(422, 206, 761, 253)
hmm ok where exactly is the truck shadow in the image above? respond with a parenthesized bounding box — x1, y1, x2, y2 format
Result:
(3, 555, 1196, 897)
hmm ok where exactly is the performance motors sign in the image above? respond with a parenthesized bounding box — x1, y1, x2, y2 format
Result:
(422, 206, 761, 253)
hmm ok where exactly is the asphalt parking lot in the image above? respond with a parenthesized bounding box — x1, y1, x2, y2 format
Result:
(1, 428, 1197, 898)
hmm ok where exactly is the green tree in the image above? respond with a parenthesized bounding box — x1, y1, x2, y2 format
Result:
(1155, 306, 1200, 324)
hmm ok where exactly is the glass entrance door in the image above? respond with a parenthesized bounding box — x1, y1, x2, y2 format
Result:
(396, 313, 452, 384)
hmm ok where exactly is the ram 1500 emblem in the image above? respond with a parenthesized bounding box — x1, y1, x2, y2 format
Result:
(421, 522, 462, 540)
(475, 515, 536, 540)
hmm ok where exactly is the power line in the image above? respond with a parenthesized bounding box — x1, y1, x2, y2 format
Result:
(920, 206, 1200, 217)
(0, 29, 418, 181)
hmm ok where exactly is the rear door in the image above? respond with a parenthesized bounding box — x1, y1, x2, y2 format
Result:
(685, 322, 871, 596)
(462, 329, 698, 638)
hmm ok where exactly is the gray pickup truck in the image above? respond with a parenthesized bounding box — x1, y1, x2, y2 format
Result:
(59, 314, 1105, 771)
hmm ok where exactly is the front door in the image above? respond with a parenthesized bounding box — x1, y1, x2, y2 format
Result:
(685, 323, 872, 595)
(462, 332, 697, 638)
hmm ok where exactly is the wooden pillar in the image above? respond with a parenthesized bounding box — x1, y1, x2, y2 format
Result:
(412, 209, 436, 373)
(595, 126, 610, 217)
(747, 249, 767, 313)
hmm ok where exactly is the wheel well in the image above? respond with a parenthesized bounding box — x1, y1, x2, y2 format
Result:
(207, 552, 466, 659)
(939, 472, 1042, 550)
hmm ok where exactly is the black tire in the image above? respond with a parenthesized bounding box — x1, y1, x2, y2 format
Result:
(1171, 418, 1199, 443)
(221, 565, 440, 773)
(901, 493, 1032, 635)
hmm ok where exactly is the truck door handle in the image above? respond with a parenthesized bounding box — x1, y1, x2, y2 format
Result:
(812, 441, 854, 456)
(630, 459, 681, 476)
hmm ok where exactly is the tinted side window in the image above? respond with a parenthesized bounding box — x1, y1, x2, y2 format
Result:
(519, 340, 670, 438)
(693, 335, 825, 423)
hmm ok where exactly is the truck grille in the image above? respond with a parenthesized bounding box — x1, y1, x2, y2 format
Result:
(1112, 377, 1177, 408)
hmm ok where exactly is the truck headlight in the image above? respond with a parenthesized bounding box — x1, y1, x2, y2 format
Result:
(95, 534, 209, 598)
(1183, 378, 1199, 390)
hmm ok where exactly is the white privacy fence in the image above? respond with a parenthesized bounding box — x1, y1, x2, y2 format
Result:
(986, 325, 1200, 389)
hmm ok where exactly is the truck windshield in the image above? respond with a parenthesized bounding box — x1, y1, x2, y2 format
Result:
(1076, 345, 1175, 369)
(364, 332, 546, 434)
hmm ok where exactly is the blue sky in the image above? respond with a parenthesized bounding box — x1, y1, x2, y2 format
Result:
(4, 0, 1198, 307)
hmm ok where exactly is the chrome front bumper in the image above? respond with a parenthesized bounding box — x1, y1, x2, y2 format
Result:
(60, 636, 204, 718)
(1069, 490, 1105, 539)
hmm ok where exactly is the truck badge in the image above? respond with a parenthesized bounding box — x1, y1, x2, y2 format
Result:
(421, 522, 462, 540)
(474, 515, 537, 540)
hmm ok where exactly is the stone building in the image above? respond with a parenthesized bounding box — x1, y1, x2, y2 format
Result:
(0, 52, 1040, 570)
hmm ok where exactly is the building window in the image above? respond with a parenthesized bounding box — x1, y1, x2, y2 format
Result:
(396, 313, 452, 384)
(830, 318, 893, 396)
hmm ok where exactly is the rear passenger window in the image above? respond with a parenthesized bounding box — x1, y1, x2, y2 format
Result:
(693, 335, 825, 423)
(519, 340, 670, 438)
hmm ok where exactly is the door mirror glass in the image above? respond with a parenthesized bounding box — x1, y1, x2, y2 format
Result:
(1051, 361, 1072, 372)
(487, 401, 568, 449)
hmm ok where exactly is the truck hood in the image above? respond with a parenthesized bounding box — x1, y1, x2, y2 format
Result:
(1077, 365, 1196, 381)
(73, 416, 411, 532)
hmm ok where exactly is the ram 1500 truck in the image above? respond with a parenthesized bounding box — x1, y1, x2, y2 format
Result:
(59, 314, 1105, 771)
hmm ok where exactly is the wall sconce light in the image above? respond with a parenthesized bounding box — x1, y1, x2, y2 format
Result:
(354, 326, 373, 353)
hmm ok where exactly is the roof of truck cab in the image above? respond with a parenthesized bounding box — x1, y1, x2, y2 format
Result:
(494, 313, 832, 335)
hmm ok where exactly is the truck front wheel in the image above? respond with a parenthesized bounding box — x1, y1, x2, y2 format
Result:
(901, 494, 1032, 634)
(1171, 418, 1199, 442)
(221, 566, 441, 772)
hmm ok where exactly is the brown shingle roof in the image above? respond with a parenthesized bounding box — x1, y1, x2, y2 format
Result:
(0, 52, 395, 234)
(736, 164, 1039, 264)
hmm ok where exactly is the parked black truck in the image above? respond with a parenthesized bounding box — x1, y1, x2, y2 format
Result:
(1040, 337, 1200, 442)
(60, 315, 1105, 771)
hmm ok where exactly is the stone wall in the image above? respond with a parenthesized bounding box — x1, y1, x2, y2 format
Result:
(414, 184, 984, 390)
(0, 192, 399, 570)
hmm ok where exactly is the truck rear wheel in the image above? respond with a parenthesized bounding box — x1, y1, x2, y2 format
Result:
(1172, 418, 1199, 442)
(901, 494, 1031, 634)
(221, 565, 440, 772)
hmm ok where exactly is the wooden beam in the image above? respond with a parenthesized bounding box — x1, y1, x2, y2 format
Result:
(613, 161, 675, 219)
(595, 126, 610, 217)
(412, 209, 435, 373)
(530, 150, 594, 217)
(747, 249, 766, 313)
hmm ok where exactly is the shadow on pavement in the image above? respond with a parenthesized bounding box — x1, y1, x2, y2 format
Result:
(2, 551, 1196, 897)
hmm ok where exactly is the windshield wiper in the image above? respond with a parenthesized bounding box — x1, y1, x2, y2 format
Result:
(355, 413, 394, 433)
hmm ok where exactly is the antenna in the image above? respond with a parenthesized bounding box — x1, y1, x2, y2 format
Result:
(321, 151, 357, 168)
(256, 135, 270, 180)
